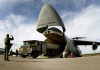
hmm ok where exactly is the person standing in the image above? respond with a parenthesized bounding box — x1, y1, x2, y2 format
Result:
(4, 34, 14, 61)
(16, 49, 18, 57)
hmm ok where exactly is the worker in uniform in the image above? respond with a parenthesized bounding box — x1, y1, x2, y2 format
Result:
(16, 49, 18, 57)
(4, 34, 14, 61)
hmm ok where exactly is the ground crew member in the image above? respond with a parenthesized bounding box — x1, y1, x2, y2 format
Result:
(4, 34, 14, 61)
(16, 49, 18, 57)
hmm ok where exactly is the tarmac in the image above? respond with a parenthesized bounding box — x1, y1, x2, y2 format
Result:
(0, 55, 100, 70)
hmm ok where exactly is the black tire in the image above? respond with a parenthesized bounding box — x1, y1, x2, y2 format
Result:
(32, 50, 38, 58)
(80, 55, 82, 57)
(22, 55, 26, 58)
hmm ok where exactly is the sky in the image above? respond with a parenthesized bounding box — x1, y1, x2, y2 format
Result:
(0, 0, 100, 54)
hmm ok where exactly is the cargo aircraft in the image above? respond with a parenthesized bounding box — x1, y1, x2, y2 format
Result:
(36, 4, 100, 57)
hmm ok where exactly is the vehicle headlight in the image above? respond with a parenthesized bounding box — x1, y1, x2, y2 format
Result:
(21, 48, 23, 51)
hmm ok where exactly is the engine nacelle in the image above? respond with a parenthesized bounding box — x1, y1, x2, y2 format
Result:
(92, 43, 98, 51)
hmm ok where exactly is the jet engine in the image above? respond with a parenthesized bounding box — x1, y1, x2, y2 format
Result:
(92, 43, 98, 51)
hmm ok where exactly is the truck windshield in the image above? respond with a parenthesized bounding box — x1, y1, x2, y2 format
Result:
(30, 41, 36, 44)
(23, 42, 30, 45)
(30, 41, 39, 45)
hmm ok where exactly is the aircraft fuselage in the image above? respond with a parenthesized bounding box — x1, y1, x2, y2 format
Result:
(37, 4, 82, 57)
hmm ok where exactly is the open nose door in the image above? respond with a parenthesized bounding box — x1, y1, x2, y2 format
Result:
(37, 4, 66, 33)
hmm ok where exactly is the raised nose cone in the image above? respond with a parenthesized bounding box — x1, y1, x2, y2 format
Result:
(37, 4, 66, 33)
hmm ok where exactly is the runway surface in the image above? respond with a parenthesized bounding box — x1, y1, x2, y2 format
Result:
(0, 55, 100, 70)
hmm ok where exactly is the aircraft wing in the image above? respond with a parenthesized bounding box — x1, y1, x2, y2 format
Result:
(74, 40, 100, 45)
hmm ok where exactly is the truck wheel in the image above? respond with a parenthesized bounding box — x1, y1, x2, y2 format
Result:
(32, 51, 38, 58)
(80, 55, 82, 57)
(22, 55, 26, 58)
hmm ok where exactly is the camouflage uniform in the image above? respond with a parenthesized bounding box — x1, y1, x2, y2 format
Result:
(4, 35, 14, 60)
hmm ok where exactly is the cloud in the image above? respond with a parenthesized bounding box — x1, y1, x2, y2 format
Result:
(0, 14, 45, 51)
(62, 5, 100, 41)
(1, 1, 100, 54)
(72, 0, 86, 7)
(0, 0, 29, 10)
(60, 5, 100, 54)
(42, 0, 58, 5)
(0, 0, 32, 20)
(42, 0, 86, 6)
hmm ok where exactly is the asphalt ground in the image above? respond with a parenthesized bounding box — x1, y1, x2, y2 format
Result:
(0, 55, 100, 70)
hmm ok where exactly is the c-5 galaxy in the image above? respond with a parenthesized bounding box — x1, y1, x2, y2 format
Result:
(19, 4, 100, 58)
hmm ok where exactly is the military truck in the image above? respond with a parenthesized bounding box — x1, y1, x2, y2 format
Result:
(19, 40, 60, 58)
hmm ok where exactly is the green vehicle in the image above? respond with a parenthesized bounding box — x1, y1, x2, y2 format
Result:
(19, 40, 60, 58)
